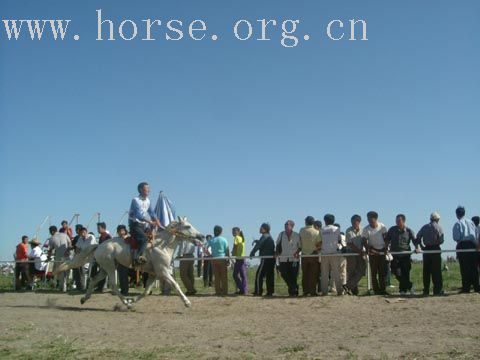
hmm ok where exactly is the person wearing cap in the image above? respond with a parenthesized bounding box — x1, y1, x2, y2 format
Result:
(128, 182, 161, 265)
(15, 235, 32, 290)
(361, 211, 388, 295)
(415, 212, 444, 296)
(250, 223, 276, 296)
(386, 214, 416, 296)
(28, 238, 47, 288)
(299, 216, 322, 296)
(345, 215, 366, 295)
(452, 206, 480, 293)
(275, 220, 300, 296)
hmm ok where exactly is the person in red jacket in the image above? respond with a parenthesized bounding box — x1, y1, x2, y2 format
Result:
(15, 235, 31, 290)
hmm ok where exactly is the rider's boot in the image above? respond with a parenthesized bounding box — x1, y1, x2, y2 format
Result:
(134, 241, 147, 266)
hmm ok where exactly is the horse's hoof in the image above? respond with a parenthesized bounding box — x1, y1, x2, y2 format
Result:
(80, 297, 86, 305)
(184, 300, 191, 308)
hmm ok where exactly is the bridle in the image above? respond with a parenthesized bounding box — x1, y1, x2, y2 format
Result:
(165, 223, 201, 242)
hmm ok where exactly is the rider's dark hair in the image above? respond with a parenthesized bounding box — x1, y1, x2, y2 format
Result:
(137, 182, 149, 194)
(49, 226, 58, 234)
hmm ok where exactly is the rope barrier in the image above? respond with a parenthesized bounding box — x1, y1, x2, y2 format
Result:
(0, 248, 478, 264)
(3, 248, 477, 293)
(175, 248, 480, 261)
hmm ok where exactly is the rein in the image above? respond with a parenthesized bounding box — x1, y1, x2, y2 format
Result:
(152, 225, 198, 249)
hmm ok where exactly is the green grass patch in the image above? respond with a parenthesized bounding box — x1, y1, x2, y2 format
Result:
(278, 344, 307, 354)
(0, 340, 195, 360)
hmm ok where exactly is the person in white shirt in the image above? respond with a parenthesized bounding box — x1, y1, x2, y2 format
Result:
(29, 238, 47, 273)
(334, 223, 347, 291)
(472, 216, 480, 243)
(47, 226, 72, 292)
(275, 220, 301, 297)
(320, 214, 344, 296)
(28, 238, 47, 289)
(76, 227, 98, 290)
(179, 239, 197, 295)
(361, 211, 388, 295)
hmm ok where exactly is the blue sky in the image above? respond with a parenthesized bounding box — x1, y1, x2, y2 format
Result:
(1, 0, 479, 259)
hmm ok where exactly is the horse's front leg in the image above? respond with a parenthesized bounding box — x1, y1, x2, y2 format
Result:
(163, 271, 191, 307)
(103, 266, 130, 308)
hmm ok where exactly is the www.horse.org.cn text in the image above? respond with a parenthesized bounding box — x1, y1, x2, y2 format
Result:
(1, 9, 368, 48)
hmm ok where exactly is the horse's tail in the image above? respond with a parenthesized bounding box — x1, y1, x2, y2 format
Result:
(53, 244, 98, 275)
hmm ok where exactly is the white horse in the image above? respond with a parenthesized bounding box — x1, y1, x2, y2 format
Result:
(55, 217, 204, 309)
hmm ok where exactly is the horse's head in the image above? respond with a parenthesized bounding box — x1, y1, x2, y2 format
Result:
(166, 216, 205, 245)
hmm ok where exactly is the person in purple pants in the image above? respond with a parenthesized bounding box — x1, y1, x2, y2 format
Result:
(232, 227, 248, 295)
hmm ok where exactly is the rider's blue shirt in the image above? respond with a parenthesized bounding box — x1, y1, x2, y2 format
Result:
(129, 196, 157, 223)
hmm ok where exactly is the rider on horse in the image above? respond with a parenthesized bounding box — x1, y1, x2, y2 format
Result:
(129, 182, 161, 266)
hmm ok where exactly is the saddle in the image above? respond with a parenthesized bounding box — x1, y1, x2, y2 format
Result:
(124, 236, 153, 267)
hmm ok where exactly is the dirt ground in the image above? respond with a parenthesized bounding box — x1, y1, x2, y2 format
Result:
(0, 291, 479, 359)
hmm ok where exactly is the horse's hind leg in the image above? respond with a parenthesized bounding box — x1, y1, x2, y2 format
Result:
(163, 272, 191, 307)
(81, 268, 107, 305)
(133, 275, 156, 304)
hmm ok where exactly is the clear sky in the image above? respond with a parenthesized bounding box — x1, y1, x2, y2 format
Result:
(1, 0, 479, 260)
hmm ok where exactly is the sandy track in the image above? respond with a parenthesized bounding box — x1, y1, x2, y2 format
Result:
(0, 292, 479, 359)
